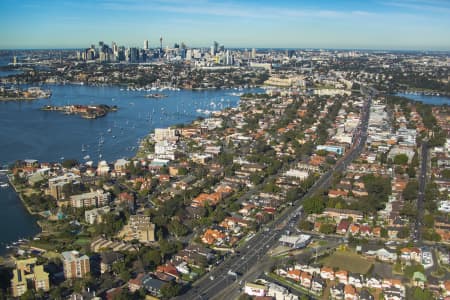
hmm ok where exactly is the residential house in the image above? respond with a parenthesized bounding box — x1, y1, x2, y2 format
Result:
(202, 229, 226, 245)
(286, 269, 301, 281)
(344, 284, 358, 300)
(100, 252, 124, 274)
(128, 274, 145, 293)
(311, 277, 326, 294)
(330, 283, 345, 300)
(335, 270, 348, 284)
(300, 272, 312, 289)
(348, 273, 363, 288)
(320, 267, 335, 280)
(337, 220, 350, 235)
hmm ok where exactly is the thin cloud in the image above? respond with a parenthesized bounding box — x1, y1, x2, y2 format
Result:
(381, 0, 450, 13)
(99, 0, 375, 20)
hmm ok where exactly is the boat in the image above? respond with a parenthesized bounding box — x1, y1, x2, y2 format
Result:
(0, 182, 9, 188)
(107, 128, 112, 133)
(81, 144, 87, 152)
(83, 155, 90, 160)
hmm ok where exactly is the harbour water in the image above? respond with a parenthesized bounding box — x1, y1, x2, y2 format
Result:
(0, 83, 259, 254)
(396, 92, 450, 106)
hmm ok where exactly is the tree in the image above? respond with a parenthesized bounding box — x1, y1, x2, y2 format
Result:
(397, 227, 410, 239)
(442, 169, 450, 179)
(303, 196, 326, 214)
(319, 223, 336, 234)
(403, 180, 418, 201)
(141, 248, 161, 269)
(423, 214, 434, 228)
(168, 219, 189, 237)
(160, 281, 181, 299)
(298, 220, 313, 231)
(393, 154, 409, 165)
(62, 159, 78, 169)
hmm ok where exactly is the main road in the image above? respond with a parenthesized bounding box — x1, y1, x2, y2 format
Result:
(414, 141, 428, 244)
(180, 95, 372, 300)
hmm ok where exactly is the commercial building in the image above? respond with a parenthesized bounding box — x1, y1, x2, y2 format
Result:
(279, 234, 311, 249)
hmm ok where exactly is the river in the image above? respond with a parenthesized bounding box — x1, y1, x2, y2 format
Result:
(0, 84, 260, 254)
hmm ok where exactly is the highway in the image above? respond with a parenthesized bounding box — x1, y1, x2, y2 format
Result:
(179, 95, 372, 300)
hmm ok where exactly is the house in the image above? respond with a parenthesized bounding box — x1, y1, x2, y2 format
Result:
(400, 247, 421, 262)
(372, 227, 382, 237)
(359, 289, 375, 300)
(142, 275, 166, 296)
(286, 269, 301, 281)
(128, 273, 145, 292)
(320, 267, 335, 280)
(348, 273, 363, 288)
(412, 271, 426, 288)
(173, 261, 190, 275)
(349, 224, 360, 235)
(201, 229, 226, 245)
(335, 270, 348, 284)
(382, 279, 403, 289)
(383, 287, 405, 300)
(365, 276, 382, 289)
(311, 277, 326, 293)
(365, 248, 397, 263)
(337, 220, 350, 234)
(441, 280, 450, 296)
(360, 225, 372, 237)
(100, 252, 124, 274)
(300, 272, 312, 289)
(156, 263, 180, 280)
(330, 283, 345, 299)
(344, 284, 358, 300)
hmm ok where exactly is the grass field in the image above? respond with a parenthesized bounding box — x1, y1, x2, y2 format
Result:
(322, 251, 373, 274)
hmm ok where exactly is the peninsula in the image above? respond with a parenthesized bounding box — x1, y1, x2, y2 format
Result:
(0, 86, 51, 101)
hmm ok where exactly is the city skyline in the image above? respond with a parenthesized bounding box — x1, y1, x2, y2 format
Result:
(1, 0, 450, 50)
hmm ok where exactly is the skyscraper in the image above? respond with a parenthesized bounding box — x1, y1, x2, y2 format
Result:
(144, 39, 149, 50)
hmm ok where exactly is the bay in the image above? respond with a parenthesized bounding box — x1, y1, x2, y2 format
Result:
(396, 92, 450, 106)
(0, 84, 259, 254)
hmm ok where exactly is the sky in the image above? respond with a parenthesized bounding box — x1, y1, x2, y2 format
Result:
(0, 0, 449, 50)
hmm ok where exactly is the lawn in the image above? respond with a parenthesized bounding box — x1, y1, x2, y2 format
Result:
(321, 251, 373, 274)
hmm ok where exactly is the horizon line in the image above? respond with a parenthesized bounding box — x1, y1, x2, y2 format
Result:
(1, 46, 449, 53)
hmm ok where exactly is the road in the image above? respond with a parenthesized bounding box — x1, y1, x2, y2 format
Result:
(179, 96, 372, 300)
(414, 141, 428, 244)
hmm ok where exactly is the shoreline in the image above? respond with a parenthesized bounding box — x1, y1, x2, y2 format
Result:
(6, 174, 40, 217)
(0, 97, 39, 101)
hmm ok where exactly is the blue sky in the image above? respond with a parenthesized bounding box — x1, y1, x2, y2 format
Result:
(0, 0, 449, 50)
